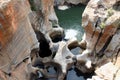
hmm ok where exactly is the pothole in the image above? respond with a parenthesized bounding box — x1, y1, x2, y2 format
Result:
(65, 66, 95, 80)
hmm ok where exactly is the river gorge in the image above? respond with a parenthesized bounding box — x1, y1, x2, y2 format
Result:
(0, 0, 120, 80)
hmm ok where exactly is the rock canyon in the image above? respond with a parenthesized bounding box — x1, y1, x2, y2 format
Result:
(0, 0, 120, 80)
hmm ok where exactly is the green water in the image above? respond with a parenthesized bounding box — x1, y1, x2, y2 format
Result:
(55, 5, 85, 41)
(54, 5, 90, 80)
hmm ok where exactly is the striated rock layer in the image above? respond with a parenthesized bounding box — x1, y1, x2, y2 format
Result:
(0, 0, 39, 80)
(0, 0, 65, 79)
(80, 0, 120, 79)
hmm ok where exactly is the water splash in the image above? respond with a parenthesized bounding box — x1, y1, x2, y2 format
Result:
(58, 5, 70, 10)
(64, 29, 78, 40)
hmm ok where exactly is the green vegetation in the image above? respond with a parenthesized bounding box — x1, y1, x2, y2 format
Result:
(99, 8, 114, 29)
(100, 22, 106, 29)
(107, 8, 114, 17)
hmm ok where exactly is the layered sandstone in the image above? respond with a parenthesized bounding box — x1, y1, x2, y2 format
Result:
(80, 0, 120, 79)
(0, 0, 39, 79)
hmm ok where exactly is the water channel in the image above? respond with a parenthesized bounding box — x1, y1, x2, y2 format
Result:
(55, 5, 85, 41)
(37, 4, 94, 80)
(53, 4, 93, 80)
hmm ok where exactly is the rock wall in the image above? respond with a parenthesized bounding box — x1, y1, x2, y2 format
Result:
(0, 0, 64, 79)
(80, 0, 120, 79)
(29, 0, 64, 57)
(29, 0, 64, 33)
(0, 0, 39, 80)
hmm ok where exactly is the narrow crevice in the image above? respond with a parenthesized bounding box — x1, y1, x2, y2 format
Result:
(114, 48, 120, 65)
(97, 35, 113, 57)
(91, 17, 101, 38)
(113, 67, 120, 80)
(113, 1, 120, 11)
(35, 31, 52, 58)
(92, 29, 103, 56)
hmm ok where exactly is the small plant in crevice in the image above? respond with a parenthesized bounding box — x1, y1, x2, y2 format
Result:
(107, 8, 114, 18)
(100, 22, 106, 29)
(99, 8, 114, 30)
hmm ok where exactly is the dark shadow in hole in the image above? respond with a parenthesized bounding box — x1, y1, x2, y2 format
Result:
(35, 31, 52, 58)
(74, 67, 95, 79)
(49, 30, 65, 43)
(113, 1, 120, 11)
(65, 66, 95, 80)
(51, 35, 63, 43)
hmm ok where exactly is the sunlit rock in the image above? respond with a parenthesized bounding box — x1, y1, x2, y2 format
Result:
(80, 0, 120, 78)
(80, 0, 120, 66)
(95, 62, 119, 80)
(0, 0, 39, 79)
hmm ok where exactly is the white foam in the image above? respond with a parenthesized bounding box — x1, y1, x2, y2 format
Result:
(64, 29, 78, 40)
(58, 5, 69, 10)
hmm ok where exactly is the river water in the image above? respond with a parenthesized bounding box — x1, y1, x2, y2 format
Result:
(54, 5, 93, 80)
(55, 5, 85, 41)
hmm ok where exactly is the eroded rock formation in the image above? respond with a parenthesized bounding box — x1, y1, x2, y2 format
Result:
(80, 0, 120, 79)
(0, 0, 65, 80)
(0, 0, 120, 80)
(0, 0, 39, 80)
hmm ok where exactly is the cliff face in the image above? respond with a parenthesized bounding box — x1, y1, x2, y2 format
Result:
(29, 0, 64, 57)
(81, 0, 120, 62)
(0, 0, 64, 79)
(0, 0, 39, 80)
(29, 0, 59, 32)
(81, 0, 120, 79)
